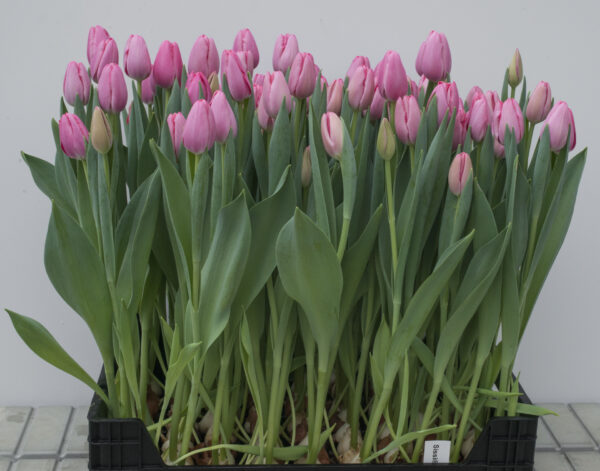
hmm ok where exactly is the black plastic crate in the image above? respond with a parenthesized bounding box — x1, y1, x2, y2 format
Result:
(88, 372, 538, 471)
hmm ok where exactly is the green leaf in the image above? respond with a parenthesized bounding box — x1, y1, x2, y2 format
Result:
(268, 102, 292, 195)
(251, 114, 268, 197)
(339, 118, 357, 221)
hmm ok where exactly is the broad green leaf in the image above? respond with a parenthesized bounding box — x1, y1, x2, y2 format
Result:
(268, 101, 292, 195)
(251, 114, 268, 197)
(339, 118, 357, 221)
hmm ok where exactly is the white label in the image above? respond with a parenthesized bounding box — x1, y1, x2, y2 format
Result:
(423, 440, 451, 464)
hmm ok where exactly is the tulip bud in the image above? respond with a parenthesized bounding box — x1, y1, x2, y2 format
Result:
(394, 95, 421, 145)
(87, 25, 110, 65)
(153, 41, 183, 89)
(494, 98, 525, 144)
(417, 75, 429, 97)
(453, 105, 470, 150)
(327, 79, 344, 115)
(253, 78, 264, 107)
(236, 50, 255, 74)
(347, 66, 375, 111)
(210, 91, 238, 142)
(415, 30, 452, 82)
(183, 100, 216, 154)
(188, 35, 219, 78)
(257, 98, 274, 131)
(494, 139, 505, 158)
(273, 33, 299, 72)
(369, 86, 385, 121)
(208, 72, 220, 94)
(301, 146, 312, 188)
(469, 97, 491, 142)
(90, 107, 113, 154)
(540, 101, 576, 152)
(318, 71, 327, 91)
(141, 72, 156, 104)
(63, 62, 91, 106)
(289, 52, 317, 99)
(124, 35, 152, 81)
(408, 77, 419, 98)
(262, 71, 292, 117)
(346, 56, 371, 79)
(377, 118, 396, 161)
(321, 112, 344, 159)
(465, 86, 484, 110)
(526, 81, 552, 124)
(59, 113, 88, 159)
(429, 81, 460, 124)
(90, 37, 119, 82)
(233, 28, 260, 68)
(484, 90, 500, 114)
(508, 48, 523, 88)
(186, 71, 212, 103)
(221, 50, 252, 102)
(167, 112, 186, 158)
(448, 152, 472, 195)
(376, 51, 408, 101)
(98, 64, 127, 114)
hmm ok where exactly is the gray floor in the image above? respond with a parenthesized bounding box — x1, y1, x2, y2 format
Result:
(1, 404, 600, 470)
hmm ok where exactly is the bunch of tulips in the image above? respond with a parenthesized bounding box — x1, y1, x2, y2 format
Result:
(7, 26, 586, 465)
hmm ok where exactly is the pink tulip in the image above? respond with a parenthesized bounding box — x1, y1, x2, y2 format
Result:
(90, 38, 119, 83)
(321, 112, 344, 159)
(59, 113, 89, 159)
(262, 71, 292, 117)
(408, 77, 419, 97)
(273, 33, 299, 72)
(429, 81, 460, 124)
(167, 112, 186, 158)
(210, 91, 238, 142)
(87, 25, 110, 65)
(318, 71, 327, 90)
(415, 31, 452, 82)
(289, 52, 317, 99)
(376, 51, 408, 101)
(153, 41, 183, 89)
(257, 98, 274, 130)
(394, 95, 421, 145)
(233, 28, 260, 69)
(236, 50, 255, 74)
(327, 79, 344, 115)
(484, 90, 500, 115)
(448, 152, 472, 195)
(63, 62, 91, 106)
(526, 81, 552, 124)
(469, 96, 491, 142)
(98, 63, 127, 114)
(183, 100, 216, 154)
(141, 72, 156, 104)
(465, 86, 484, 110)
(124, 35, 152, 81)
(222, 50, 252, 101)
(253, 73, 265, 107)
(188, 35, 219, 78)
(494, 139, 505, 158)
(540, 101, 576, 151)
(347, 66, 375, 111)
(186, 71, 212, 103)
(494, 98, 525, 144)
(347, 56, 371, 79)
(453, 105, 470, 150)
(369, 86, 385, 121)
(417, 75, 430, 97)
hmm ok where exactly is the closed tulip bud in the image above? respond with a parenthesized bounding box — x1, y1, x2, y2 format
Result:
(408, 77, 419, 97)
(415, 30, 452, 82)
(508, 48, 523, 88)
(395, 95, 421, 145)
(376, 51, 408, 101)
(540, 101, 576, 152)
(63, 62, 91, 106)
(90, 107, 112, 154)
(233, 28, 260, 68)
(183, 100, 216, 154)
(210, 91, 237, 142)
(124, 35, 152, 80)
(289, 52, 317, 99)
(141, 72, 156, 104)
(253, 75, 264, 107)
(321, 112, 344, 159)
(318, 72, 328, 91)
(257, 98, 274, 130)
(484, 90, 500, 114)
(186, 71, 212, 103)
(494, 139, 505, 158)
(369, 86, 385, 121)
(448, 152, 472, 195)
(417, 75, 429, 97)
(221, 50, 252, 102)
(469, 97, 491, 142)
(347, 66, 375, 111)
(273, 33, 299, 72)
(465, 85, 484, 110)
(236, 50, 255, 74)
(346, 56, 371, 79)
(301, 146, 312, 188)
(262, 71, 292, 117)
(208, 72, 220, 94)
(494, 98, 525, 144)
(153, 41, 183, 89)
(90, 37, 119, 82)
(87, 25, 110, 65)
(98, 64, 128, 114)
(452, 105, 470, 150)
(429, 81, 460, 124)
(59, 113, 88, 159)
(188, 35, 219, 78)
(377, 118, 396, 161)
(327, 79, 344, 115)
(167, 112, 186, 158)
(526, 81, 552, 123)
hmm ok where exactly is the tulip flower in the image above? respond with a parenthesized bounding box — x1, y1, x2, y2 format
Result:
(253, 74, 264, 107)
(301, 146, 312, 188)
(63, 62, 91, 106)
(167, 112, 186, 158)
(377, 118, 396, 161)
(494, 98, 525, 144)
(87, 25, 110, 65)
(429, 81, 460, 124)
(415, 30, 452, 82)
(188, 35, 219, 78)
(186, 71, 212, 103)
(257, 98, 274, 131)
(508, 48, 523, 88)
(318, 72, 328, 91)
(395, 95, 421, 145)
(90, 37, 119, 83)
(262, 71, 292, 117)
(320, 112, 344, 159)
(346, 56, 371, 79)
(273, 33, 299, 72)
(347, 66, 375, 111)
(369, 86, 385, 121)
(376, 51, 408, 101)
(465, 86, 484, 110)
(210, 91, 238, 142)
(417, 75, 430, 97)
(448, 152, 472, 195)
(540, 101, 576, 151)
(141, 72, 156, 104)
(233, 28, 260, 69)
(236, 50, 255, 74)
(494, 139, 505, 158)
(484, 90, 500, 114)
(408, 77, 419, 97)
(526, 81, 552, 124)
(183, 100, 216, 154)
(327, 79, 344, 115)
(90, 107, 113, 154)
(453, 105, 470, 150)
(469, 97, 491, 142)
(289, 52, 317, 99)
(59, 113, 88, 159)
(222, 50, 252, 102)
(123, 35, 152, 81)
(153, 41, 183, 89)
(98, 63, 128, 114)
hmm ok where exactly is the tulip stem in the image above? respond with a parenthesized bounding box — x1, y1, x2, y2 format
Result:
(337, 217, 350, 261)
(452, 361, 483, 462)
(384, 159, 398, 272)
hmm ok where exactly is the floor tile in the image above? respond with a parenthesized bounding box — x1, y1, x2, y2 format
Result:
(566, 451, 600, 471)
(18, 406, 71, 456)
(12, 459, 55, 470)
(0, 457, 11, 471)
(57, 458, 89, 470)
(539, 403, 597, 450)
(534, 451, 573, 471)
(537, 418, 559, 450)
(571, 403, 600, 447)
(0, 407, 31, 455)
(61, 406, 88, 456)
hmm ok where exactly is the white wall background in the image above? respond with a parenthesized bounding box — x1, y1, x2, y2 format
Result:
(0, 0, 597, 406)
